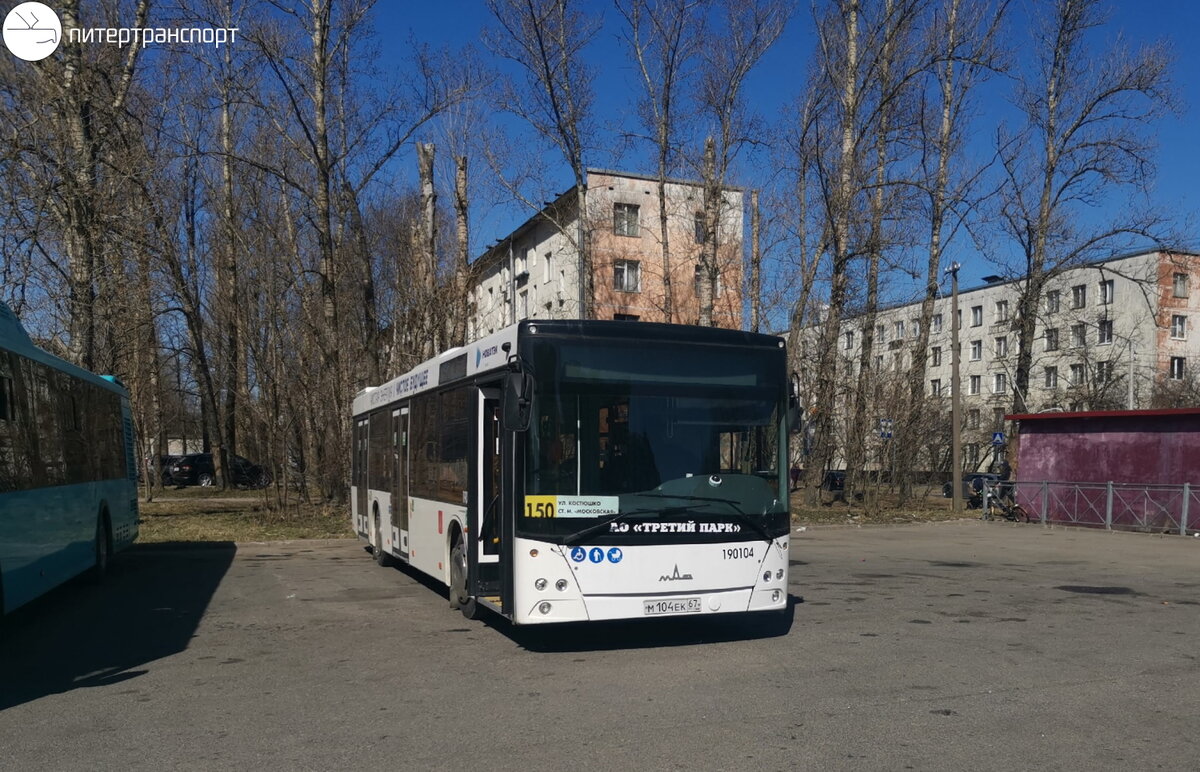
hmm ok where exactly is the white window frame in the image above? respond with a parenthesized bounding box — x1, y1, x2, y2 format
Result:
(1173, 272, 1189, 299)
(1097, 319, 1113, 345)
(1100, 279, 1114, 305)
(971, 306, 983, 327)
(995, 300, 1009, 323)
(969, 375, 981, 395)
(1072, 284, 1087, 309)
(1170, 357, 1185, 381)
(1044, 366, 1058, 389)
(1046, 290, 1060, 314)
(970, 340, 982, 361)
(995, 336, 1008, 357)
(613, 203, 640, 237)
(993, 373, 1008, 394)
(1045, 328, 1059, 352)
(1069, 363, 1085, 386)
(1171, 314, 1187, 340)
(614, 259, 641, 292)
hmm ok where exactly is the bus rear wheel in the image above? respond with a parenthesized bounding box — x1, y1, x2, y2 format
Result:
(373, 512, 393, 567)
(92, 512, 112, 582)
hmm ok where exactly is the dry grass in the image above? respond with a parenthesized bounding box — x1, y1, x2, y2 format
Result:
(789, 487, 972, 526)
(137, 487, 353, 543)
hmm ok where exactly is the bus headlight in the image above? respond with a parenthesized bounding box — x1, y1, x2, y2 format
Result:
(538, 601, 552, 615)
(776, 569, 784, 580)
(534, 578, 547, 591)
(555, 579, 569, 592)
(763, 571, 772, 582)
(772, 590, 782, 603)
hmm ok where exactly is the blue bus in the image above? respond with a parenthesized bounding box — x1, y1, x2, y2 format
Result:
(0, 302, 138, 615)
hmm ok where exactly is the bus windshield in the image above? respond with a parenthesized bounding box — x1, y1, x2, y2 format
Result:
(521, 336, 786, 541)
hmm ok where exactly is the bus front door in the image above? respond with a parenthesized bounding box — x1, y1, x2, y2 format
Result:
(354, 418, 368, 535)
(473, 389, 503, 600)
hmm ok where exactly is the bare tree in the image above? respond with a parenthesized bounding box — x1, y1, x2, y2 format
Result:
(486, 0, 599, 317)
(693, 0, 787, 327)
(616, 0, 705, 324)
(997, 0, 1174, 418)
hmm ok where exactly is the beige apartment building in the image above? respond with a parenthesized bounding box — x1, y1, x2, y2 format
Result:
(467, 169, 743, 336)
(796, 248, 1200, 471)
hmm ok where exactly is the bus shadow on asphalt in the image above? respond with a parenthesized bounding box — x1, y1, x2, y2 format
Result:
(0, 542, 235, 712)
(501, 594, 802, 652)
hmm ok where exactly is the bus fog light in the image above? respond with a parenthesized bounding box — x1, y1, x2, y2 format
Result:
(538, 601, 552, 615)
(772, 590, 782, 603)
(763, 571, 772, 582)
(555, 579, 569, 592)
(534, 578, 547, 591)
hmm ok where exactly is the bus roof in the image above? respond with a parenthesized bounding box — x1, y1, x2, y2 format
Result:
(0, 301, 129, 397)
(352, 320, 785, 416)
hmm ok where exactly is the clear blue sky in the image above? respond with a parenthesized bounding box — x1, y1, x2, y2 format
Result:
(376, 0, 1200, 294)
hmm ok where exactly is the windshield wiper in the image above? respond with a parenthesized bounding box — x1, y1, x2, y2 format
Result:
(562, 506, 688, 546)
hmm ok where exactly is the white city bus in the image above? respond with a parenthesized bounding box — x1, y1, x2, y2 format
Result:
(351, 320, 792, 625)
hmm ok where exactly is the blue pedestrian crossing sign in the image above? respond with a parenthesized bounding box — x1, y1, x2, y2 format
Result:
(992, 432, 1005, 446)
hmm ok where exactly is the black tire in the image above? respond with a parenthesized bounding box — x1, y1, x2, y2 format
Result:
(198, 472, 215, 487)
(1013, 505, 1030, 523)
(373, 512, 393, 567)
(449, 531, 469, 611)
(92, 512, 112, 582)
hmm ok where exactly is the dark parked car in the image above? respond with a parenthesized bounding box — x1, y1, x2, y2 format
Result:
(169, 453, 271, 488)
(943, 473, 1000, 506)
(141, 454, 182, 485)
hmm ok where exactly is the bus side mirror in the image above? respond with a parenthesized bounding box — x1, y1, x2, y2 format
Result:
(787, 373, 800, 430)
(502, 371, 534, 432)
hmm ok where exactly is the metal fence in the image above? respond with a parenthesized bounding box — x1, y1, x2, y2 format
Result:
(985, 480, 1200, 536)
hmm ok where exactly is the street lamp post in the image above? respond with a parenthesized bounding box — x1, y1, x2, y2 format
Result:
(945, 262, 962, 515)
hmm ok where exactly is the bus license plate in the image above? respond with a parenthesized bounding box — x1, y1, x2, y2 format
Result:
(643, 597, 702, 616)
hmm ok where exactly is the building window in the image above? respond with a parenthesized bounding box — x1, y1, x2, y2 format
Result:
(965, 443, 980, 468)
(911, 319, 920, 337)
(1045, 328, 1060, 352)
(995, 336, 1008, 357)
(966, 409, 980, 429)
(1171, 314, 1187, 340)
(931, 346, 942, 367)
(614, 260, 641, 292)
(1095, 360, 1113, 384)
(993, 373, 1007, 394)
(930, 379, 942, 397)
(844, 330, 855, 350)
(895, 320, 906, 339)
(614, 203, 640, 237)
(693, 212, 706, 243)
(1097, 319, 1113, 345)
(1070, 363, 1085, 385)
(1046, 290, 1060, 314)
(1173, 272, 1189, 298)
(876, 324, 886, 343)
(970, 340, 982, 361)
(1044, 366, 1058, 389)
(518, 290, 528, 319)
(613, 313, 640, 321)
(874, 354, 884, 370)
(1072, 284, 1087, 309)
(1071, 323, 1087, 348)
(995, 300, 1009, 323)
(969, 375, 981, 395)
(1100, 279, 1114, 305)
(993, 408, 1006, 430)
(932, 313, 943, 333)
(971, 306, 983, 327)
(1170, 357, 1186, 380)
(544, 252, 552, 282)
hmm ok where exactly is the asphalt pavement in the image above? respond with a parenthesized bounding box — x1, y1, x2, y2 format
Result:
(1, 521, 1198, 771)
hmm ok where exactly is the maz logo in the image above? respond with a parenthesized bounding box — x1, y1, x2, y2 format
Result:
(659, 564, 694, 582)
